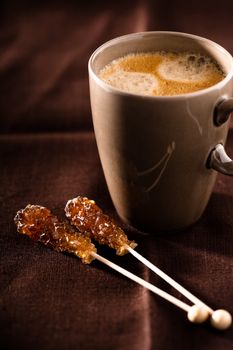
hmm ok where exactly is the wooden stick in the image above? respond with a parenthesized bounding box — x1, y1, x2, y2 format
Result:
(92, 252, 190, 312)
(127, 246, 213, 313)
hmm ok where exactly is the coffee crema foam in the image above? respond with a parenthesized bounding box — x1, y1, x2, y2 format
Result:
(99, 51, 225, 96)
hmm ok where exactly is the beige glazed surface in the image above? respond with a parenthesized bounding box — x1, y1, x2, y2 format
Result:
(89, 32, 233, 232)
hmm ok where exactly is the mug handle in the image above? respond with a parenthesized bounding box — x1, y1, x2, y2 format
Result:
(209, 144, 233, 175)
(214, 97, 233, 126)
(208, 98, 233, 176)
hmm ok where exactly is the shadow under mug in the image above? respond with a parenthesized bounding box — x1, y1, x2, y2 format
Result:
(88, 31, 233, 232)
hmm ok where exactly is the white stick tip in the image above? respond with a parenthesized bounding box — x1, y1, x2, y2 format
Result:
(187, 305, 210, 324)
(210, 309, 232, 330)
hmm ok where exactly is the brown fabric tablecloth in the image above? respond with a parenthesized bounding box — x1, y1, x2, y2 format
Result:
(1, 1, 233, 349)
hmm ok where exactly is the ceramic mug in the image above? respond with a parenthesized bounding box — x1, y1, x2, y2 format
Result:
(88, 31, 233, 232)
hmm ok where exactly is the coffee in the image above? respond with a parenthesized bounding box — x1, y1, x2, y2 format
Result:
(99, 51, 225, 96)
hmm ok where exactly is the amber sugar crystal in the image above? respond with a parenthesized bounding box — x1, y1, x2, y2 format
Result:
(65, 197, 137, 255)
(14, 204, 96, 264)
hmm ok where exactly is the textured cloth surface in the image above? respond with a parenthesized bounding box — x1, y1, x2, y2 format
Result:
(1, 1, 233, 349)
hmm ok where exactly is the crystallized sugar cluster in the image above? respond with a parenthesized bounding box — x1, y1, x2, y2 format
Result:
(15, 198, 137, 261)
(65, 196, 137, 255)
(14, 204, 96, 264)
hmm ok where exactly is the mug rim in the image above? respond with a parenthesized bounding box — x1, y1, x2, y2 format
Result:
(88, 31, 233, 100)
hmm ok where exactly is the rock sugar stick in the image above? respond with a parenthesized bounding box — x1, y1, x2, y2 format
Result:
(14, 204, 206, 326)
(14, 204, 97, 263)
(65, 196, 137, 255)
(65, 196, 232, 330)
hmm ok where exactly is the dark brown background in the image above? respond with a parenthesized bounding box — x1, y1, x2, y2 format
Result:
(1, 1, 233, 349)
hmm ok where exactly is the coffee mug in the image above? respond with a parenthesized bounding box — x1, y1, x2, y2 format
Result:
(88, 31, 233, 232)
